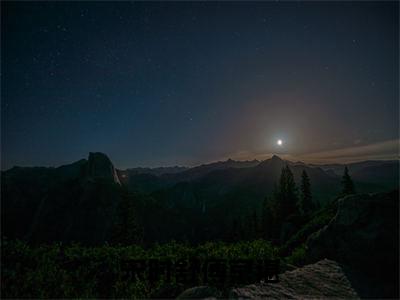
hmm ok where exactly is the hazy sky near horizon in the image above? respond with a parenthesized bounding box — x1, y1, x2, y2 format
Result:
(2, 1, 399, 169)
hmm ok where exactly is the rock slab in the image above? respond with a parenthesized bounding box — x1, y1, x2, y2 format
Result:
(230, 259, 359, 299)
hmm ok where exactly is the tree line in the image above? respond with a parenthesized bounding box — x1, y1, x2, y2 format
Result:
(112, 165, 355, 246)
(231, 165, 355, 244)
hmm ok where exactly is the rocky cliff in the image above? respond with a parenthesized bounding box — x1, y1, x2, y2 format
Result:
(84, 152, 121, 185)
(305, 190, 399, 298)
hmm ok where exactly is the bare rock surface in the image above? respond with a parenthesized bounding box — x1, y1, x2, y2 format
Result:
(177, 286, 221, 299)
(306, 191, 398, 267)
(305, 190, 399, 298)
(230, 259, 359, 299)
(84, 152, 121, 184)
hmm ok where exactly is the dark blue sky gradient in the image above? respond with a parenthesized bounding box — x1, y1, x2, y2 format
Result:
(1, 2, 398, 169)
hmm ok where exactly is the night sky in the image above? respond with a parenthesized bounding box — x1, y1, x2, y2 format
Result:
(2, 1, 399, 169)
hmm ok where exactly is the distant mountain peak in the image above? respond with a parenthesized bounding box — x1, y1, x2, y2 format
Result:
(257, 154, 285, 168)
(88, 152, 110, 161)
(271, 154, 283, 161)
(84, 152, 121, 185)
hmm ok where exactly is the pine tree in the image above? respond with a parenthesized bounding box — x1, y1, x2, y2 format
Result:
(244, 214, 253, 240)
(262, 196, 278, 239)
(252, 210, 259, 238)
(263, 166, 300, 242)
(341, 166, 355, 196)
(231, 218, 243, 241)
(277, 165, 299, 220)
(111, 193, 143, 245)
(299, 170, 314, 215)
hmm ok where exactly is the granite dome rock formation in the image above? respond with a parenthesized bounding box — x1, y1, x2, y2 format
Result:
(83, 152, 121, 185)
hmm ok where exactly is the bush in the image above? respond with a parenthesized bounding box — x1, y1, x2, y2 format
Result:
(1, 239, 278, 298)
(285, 244, 307, 267)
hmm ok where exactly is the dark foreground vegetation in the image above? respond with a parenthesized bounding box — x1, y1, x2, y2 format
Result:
(2, 153, 398, 298)
(2, 198, 338, 298)
(2, 239, 279, 298)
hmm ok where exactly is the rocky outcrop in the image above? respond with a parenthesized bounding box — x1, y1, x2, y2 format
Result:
(305, 190, 399, 298)
(230, 259, 359, 299)
(84, 152, 121, 185)
(177, 260, 360, 299)
(230, 191, 399, 299)
(177, 286, 221, 299)
(177, 259, 360, 299)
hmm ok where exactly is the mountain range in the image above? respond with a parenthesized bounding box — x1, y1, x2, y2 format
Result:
(2, 152, 398, 245)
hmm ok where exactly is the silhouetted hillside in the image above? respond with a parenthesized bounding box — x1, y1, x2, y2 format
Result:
(1, 153, 398, 245)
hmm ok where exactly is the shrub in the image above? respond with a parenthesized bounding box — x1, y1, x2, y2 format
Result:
(285, 244, 307, 267)
(1, 239, 278, 298)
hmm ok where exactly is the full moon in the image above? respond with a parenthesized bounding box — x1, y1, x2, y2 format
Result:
(277, 139, 283, 146)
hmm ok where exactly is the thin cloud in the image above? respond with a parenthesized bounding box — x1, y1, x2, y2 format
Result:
(221, 139, 399, 164)
(297, 139, 399, 164)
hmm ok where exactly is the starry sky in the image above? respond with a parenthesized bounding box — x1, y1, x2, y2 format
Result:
(1, 1, 399, 169)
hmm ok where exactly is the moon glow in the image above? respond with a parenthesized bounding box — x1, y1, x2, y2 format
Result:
(277, 139, 283, 146)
